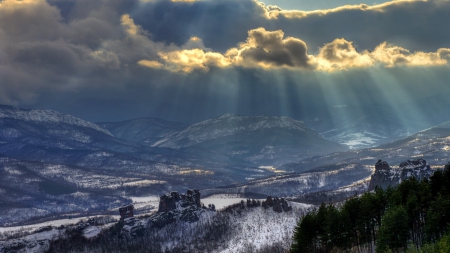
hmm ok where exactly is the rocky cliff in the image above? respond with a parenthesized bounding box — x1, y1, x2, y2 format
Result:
(149, 189, 210, 228)
(368, 159, 434, 191)
(261, 196, 292, 213)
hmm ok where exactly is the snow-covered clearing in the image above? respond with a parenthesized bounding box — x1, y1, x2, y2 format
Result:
(130, 196, 159, 203)
(201, 198, 248, 209)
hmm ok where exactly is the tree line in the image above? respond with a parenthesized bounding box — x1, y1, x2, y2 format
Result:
(291, 164, 450, 253)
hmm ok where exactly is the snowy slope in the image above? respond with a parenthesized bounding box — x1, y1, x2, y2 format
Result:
(202, 164, 373, 198)
(0, 104, 111, 136)
(215, 206, 309, 253)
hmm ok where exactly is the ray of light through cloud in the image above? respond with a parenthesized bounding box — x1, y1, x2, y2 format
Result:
(0, 0, 448, 127)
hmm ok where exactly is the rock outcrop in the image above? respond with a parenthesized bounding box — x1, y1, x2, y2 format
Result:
(121, 217, 147, 239)
(369, 159, 434, 191)
(119, 204, 134, 221)
(261, 196, 292, 213)
(158, 189, 201, 212)
(150, 189, 209, 228)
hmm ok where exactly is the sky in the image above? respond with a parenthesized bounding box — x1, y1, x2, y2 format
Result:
(1, 0, 450, 124)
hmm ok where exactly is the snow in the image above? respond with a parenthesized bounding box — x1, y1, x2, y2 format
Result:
(204, 194, 243, 199)
(130, 196, 160, 203)
(0, 228, 60, 253)
(215, 206, 307, 253)
(0, 215, 118, 234)
(258, 166, 286, 173)
(129, 195, 160, 211)
(202, 198, 248, 210)
(83, 226, 103, 239)
(289, 202, 315, 209)
(0, 105, 112, 136)
(341, 132, 378, 149)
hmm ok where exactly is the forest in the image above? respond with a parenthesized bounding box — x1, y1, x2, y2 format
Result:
(291, 164, 450, 253)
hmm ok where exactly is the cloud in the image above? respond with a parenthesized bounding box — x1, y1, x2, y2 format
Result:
(0, 0, 148, 105)
(139, 27, 312, 72)
(0, 0, 64, 42)
(234, 28, 312, 68)
(315, 39, 373, 70)
(255, 0, 418, 19)
(1, 0, 450, 123)
(315, 40, 450, 71)
(438, 48, 450, 60)
(128, 0, 450, 55)
(137, 59, 164, 69)
(370, 42, 448, 67)
(138, 28, 450, 73)
(183, 36, 211, 51)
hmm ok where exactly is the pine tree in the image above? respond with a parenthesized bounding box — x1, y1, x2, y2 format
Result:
(377, 206, 409, 253)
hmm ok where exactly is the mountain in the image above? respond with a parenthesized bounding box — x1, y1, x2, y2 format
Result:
(281, 120, 450, 173)
(0, 104, 112, 142)
(97, 118, 187, 145)
(0, 105, 258, 176)
(303, 104, 432, 150)
(153, 114, 347, 165)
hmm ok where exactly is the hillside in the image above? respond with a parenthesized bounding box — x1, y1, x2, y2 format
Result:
(153, 114, 347, 165)
(97, 118, 187, 145)
(0, 191, 311, 253)
(281, 119, 450, 173)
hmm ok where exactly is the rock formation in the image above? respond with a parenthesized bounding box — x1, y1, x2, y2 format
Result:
(157, 189, 201, 212)
(151, 189, 207, 228)
(369, 159, 433, 191)
(119, 204, 134, 221)
(261, 196, 292, 212)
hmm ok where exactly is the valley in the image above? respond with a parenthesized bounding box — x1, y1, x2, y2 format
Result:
(1, 104, 450, 253)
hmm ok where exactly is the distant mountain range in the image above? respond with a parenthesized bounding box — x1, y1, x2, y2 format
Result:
(152, 113, 347, 165)
(0, 105, 345, 167)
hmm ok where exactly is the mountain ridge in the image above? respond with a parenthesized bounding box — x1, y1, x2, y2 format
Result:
(0, 105, 112, 137)
(97, 117, 187, 145)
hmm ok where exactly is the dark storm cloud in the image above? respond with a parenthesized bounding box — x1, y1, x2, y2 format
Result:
(0, 0, 450, 123)
(129, 0, 450, 53)
(266, 0, 450, 53)
(130, 0, 269, 52)
(0, 0, 161, 105)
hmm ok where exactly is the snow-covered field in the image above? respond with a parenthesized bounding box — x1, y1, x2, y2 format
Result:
(0, 215, 119, 235)
(341, 132, 379, 149)
(130, 196, 159, 203)
(202, 198, 248, 210)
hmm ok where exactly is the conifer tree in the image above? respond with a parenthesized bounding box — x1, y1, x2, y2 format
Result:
(377, 206, 409, 253)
